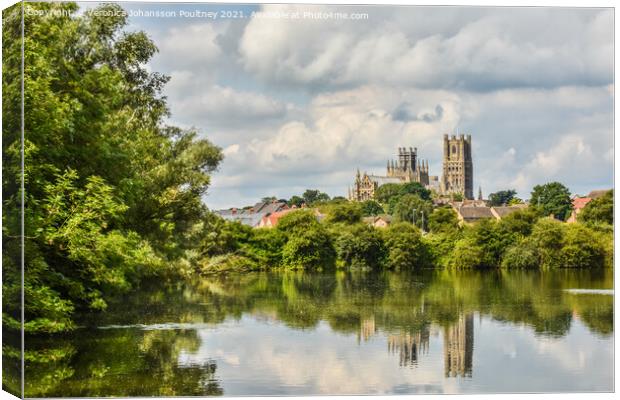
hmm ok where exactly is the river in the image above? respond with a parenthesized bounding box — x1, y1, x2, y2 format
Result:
(23, 269, 613, 396)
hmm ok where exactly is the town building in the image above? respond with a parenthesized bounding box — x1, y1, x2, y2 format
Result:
(362, 214, 393, 228)
(452, 203, 527, 224)
(214, 200, 289, 227)
(566, 189, 610, 223)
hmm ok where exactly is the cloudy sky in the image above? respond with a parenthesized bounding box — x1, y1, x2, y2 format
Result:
(112, 3, 613, 209)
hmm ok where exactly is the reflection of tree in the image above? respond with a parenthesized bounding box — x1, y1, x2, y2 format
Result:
(25, 329, 222, 397)
(443, 314, 474, 378)
(387, 328, 430, 367)
(2, 330, 23, 396)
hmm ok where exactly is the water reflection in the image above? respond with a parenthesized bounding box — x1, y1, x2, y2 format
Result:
(387, 329, 430, 367)
(12, 269, 614, 396)
(443, 314, 473, 378)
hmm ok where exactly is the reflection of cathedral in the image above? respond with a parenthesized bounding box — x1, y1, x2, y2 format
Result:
(387, 329, 430, 367)
(358, 316, 377, 343)
(443, 314, 474, 378)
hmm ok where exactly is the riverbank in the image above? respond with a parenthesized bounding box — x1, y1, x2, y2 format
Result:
(199, 205, 614, 275)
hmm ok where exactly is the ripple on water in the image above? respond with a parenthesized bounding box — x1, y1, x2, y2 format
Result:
(563, 289, 614, 295)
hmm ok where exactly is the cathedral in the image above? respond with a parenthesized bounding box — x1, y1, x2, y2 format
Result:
(348, 135, 474, 201)
(348, 147, 431, 202)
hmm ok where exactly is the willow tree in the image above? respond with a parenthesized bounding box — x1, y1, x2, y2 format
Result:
(2, 2, 222, 335)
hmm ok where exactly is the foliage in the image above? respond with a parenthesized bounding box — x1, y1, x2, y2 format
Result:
(281, 227, 336, 270)
(288, 195, 305, 207)
(451, 193, 464, 201)
(488, 190, 517, 206)
(423, 230, 462, 268)
(578, 190, 613, 225)
(360, 200, 384, 216)
(324, 202, 363, 225)
(374, 183, 402, 204)
(302, 189, 330, 205)
(2, 2, 222, 333)
(560, 224, 606, 268)
(530, 182, 572, 221)
(392, 194, 433, 230)
(529, 218, 565, 268)
(374, 182, 431, 207)
(382, 223, 429, 270)
(334, 224, 386, 268)
(496, 208, 539, 237)
(428, 207, 460, 234)
(449, 237, 485, 269)
(399, 182, 432, 200)
(527, 218, 607, 269)
(276, 210, 320, 235)
(501, 239, 540, 269)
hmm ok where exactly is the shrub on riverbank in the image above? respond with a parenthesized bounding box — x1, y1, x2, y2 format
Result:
(203, 205, 612, 273)
(282, 226, 336, 270)
(382, 223, 430, 270)
(500, 218, 608, 269)
(334, 223, 386, 269)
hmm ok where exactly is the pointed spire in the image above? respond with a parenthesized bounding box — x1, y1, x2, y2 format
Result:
(478, 186, 483, 201)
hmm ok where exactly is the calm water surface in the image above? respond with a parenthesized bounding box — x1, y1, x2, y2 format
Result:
(25, 269, 613, 396)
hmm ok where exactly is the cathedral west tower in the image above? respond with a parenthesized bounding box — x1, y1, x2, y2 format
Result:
(442, 134, 473, 200)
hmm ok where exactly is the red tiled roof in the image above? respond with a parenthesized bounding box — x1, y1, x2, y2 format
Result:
(572, 197, 592, 210)
(260, 209, 296, 227)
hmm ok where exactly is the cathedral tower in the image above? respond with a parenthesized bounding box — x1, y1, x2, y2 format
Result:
(442, 134, 473, 200)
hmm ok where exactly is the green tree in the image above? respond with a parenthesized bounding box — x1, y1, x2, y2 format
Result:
(449, 237, 485, 269)
(2, 2, 222, 334)
(501, 239, 540, 269)
(399, 182, 432, 200)
(276, 210, 320, 235)
(288, 195, 305, 207)
(497, 208, 539, 237)
(530, 182, 572, 220)
(382, 223, 429, 270)
(428, 207, 460, 234)
(488, 189, 517, 206)
(578, 190, 613, 225)
(325, 202, 363, 225)
(281, 227, 336, 270)
(560, 224, 606, 268)
(335, 224, 386, 268)
(392, 194, 433, 230)
(302, 189, 330, 205)
(374, 183, 402, 203)
(360, 200, 384, 216)
(529, 218, 565, 268)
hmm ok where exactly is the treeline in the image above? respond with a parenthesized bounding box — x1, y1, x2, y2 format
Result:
(203, 189, 613, 273)
(3, 3, 223, 334)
